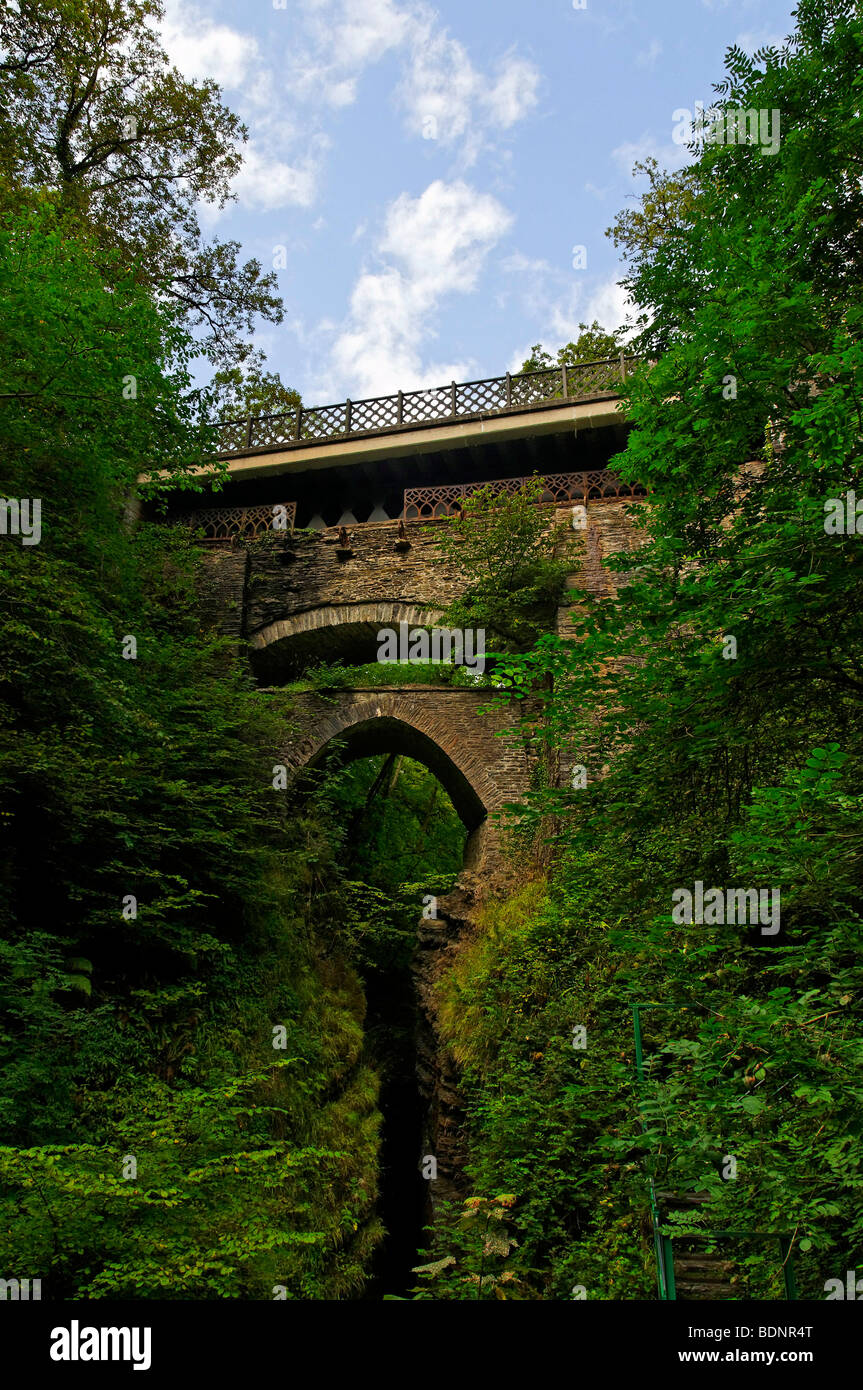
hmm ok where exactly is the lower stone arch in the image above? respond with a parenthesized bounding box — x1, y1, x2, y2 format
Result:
(281, 692, 506, 869)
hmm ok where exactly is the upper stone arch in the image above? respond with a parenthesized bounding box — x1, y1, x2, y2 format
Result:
(250, 601, 443, 680)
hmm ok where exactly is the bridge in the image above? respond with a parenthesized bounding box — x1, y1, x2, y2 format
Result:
(170, 355, 647, 870)
(208, 353, 640, 457)
(169, 354, 642, 534)
(171, 355, 647, 1199)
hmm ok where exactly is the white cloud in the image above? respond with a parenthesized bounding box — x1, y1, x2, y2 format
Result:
(232, 143, 320, 211)
(484, 53, 540, 128)
(505, 273, 636, 374)
(636, 39, 663, 71)
(329, 180, 513, 396)
(291, 0, 411, 105)
(611, 132, 692, 175)
(292, 0, 539, 164)
(379, 180, 510, 286)
(162, 0, 540, 218)
(325, 0, 412, 69)
(500, 256, 637, 359)
(161, 0, 328, 215)
(396, 18, 539, 164)
(161, 0, 259, 89)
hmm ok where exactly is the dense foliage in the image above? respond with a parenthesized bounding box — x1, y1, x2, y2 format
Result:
(0, 0, 282, 367)
(2, 0, 860, 1306)
(414, 0, 863, 1300)
(0, 196, 458, 1298)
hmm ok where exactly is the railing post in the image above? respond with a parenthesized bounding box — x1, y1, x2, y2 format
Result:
(451, 381, 457, 418)
(505, 371, 512, 408)
(561, 364, 568, 399)
(620, 351, 627, 382)
(345, 399, 352, 435)
(245, 415, 253, 449)
(397, 390, 404, 426)
(294, 405, 303, 441)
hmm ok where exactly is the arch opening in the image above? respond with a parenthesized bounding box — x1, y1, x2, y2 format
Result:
(306, 717, 486, 831)
(290, 709, 498, 871)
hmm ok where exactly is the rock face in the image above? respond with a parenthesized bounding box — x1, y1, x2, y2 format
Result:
(412, 866, 521, 1212)
(413, 878, 483, 1211)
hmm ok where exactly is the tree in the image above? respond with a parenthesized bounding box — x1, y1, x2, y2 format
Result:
(433, 480, 568, 652)
(606, 159, 703, 337)
(487, 0, 863, 1292)
(0, 198, 382, 1300)
(205, 353, 302, 423)
(0, 0, 282, 366)
(519, 321, 628, 374)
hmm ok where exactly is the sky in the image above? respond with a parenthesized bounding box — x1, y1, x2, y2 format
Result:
(161, 0, 800, 405)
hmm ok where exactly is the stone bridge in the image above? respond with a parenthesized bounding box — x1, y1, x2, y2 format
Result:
(198, 502, 643, 663)
(271, 685, 535, 868)
(194, 499, 645, 869)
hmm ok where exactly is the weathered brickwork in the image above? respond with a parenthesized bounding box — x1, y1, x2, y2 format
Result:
(195, 546, 248, 643)
(196, 503, 646, 657)
(245, 520, 466, 634)
(194, 499, 646, 864)
(277, 686, 536, 868)
(554, 499, 649, 637)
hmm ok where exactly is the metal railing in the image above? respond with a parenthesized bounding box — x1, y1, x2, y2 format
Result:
(171, 471, 646, 540)
(403, 470, 645, 519)
(632, 1004, 798, 1302)
(173, 501, 296, 542)
(211, 354, 643, 457)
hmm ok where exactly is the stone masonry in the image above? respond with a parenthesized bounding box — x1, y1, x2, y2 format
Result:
(194, 501, 647, 861)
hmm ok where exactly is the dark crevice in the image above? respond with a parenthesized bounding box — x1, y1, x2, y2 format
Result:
(361, 962, 429, 1299)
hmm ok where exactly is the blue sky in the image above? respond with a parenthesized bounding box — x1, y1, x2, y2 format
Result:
(162, 0, 799, 404)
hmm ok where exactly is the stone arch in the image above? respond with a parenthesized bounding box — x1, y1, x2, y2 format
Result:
(250, 602, 443, 680)
(280, 691, 510, 868)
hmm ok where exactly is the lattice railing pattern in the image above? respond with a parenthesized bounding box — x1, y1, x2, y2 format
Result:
(210, 354, 646, 456)
(175, 502, 297, 541)
(403, 471, 646, 520)
(252, 411, 297, 448)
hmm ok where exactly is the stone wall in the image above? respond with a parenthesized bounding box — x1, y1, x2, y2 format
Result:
(193, 502, 647, 671)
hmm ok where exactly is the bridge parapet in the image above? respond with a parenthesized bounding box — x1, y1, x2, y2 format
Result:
(211, 354, 644, 457)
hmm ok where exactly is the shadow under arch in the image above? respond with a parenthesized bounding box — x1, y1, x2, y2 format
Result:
(283, 695, 503, 869)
